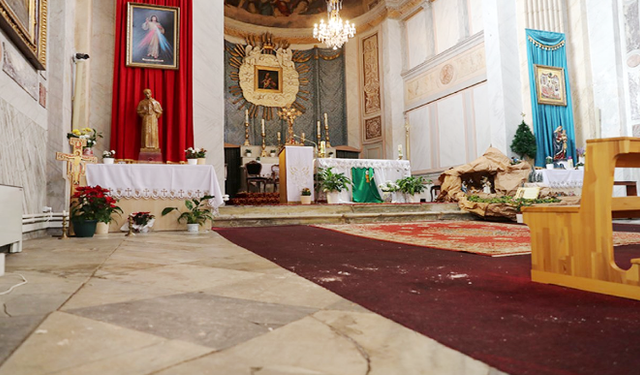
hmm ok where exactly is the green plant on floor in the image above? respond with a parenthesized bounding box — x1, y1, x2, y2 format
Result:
(161, 196, 214, 225)
(318, 167, 352, 193)
(467, 195, 561, 212)
(510, 117, 537, 161)
(396, 176, 430, 195)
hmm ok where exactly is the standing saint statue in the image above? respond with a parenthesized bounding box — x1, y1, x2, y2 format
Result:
(137, 88, 163, 162)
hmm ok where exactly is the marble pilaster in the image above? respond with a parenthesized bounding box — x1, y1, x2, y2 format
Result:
(344, 40, 361, 149)
(380, 19, 405, 161)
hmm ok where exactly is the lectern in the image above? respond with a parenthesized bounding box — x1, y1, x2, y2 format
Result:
(279, 146, 314, 203)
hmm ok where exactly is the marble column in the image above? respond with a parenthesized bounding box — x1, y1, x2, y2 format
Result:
(482, 0, 523, 155)
(193, 0, 225, 194)
(380, 19, 405, 160)
(71, 0, 92, 132)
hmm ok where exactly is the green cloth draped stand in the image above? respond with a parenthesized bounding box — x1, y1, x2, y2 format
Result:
(351, 167, 382, 203)
(526, 29, 576, 167)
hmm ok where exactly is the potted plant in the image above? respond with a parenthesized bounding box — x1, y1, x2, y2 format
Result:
(197, 148, 207, 165)
(123, 212, 156, 233)
(67, 128, 103, 156)
(545, 156, 554, 169)
(161, 195, 214, 233)
(318, 167, 352, 204)
(185, 147, 198, 165)
(245, 148, 252, 157)
(510, 119, 537, 164)
(71, 185, 122, 237)
(300, 188, 312, 205)
(270, 149, 277, 157)
(378, 181, 399, 203)
(396, 176, 429, 203)
(102, 150, 116, 165)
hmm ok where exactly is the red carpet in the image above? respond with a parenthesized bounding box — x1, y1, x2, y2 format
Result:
(315, 221, 640, 257)
(215, 224, 640, 375)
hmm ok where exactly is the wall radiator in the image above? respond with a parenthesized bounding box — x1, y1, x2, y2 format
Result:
(0, 185, 23, 253)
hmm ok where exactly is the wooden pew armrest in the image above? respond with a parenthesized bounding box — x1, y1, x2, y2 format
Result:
(521, 205, 580, 214)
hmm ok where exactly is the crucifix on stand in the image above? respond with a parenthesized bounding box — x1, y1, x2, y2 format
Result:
(56, 138, 98, 195)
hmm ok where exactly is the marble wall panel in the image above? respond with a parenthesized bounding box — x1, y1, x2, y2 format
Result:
(407, 105, 431, 172)
(381, 19, 406, 160)
(471, 83, 491, 155)
(432, 0, 460, 54)
(468, 0, 484, 35)
(437, 94, 467, 168)
(405, 10, 428, 70)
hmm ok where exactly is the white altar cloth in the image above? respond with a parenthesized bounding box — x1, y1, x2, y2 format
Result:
(86, 164, 224, 208)
(316, 158, 411, 203)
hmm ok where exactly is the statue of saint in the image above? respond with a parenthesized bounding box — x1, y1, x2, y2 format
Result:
(553, 125, 567, 160)
(137, 89, 162, 150)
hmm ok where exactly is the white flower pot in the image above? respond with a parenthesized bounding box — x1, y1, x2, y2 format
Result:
(300, 195, 312, 205)
(95, 222, 109, 235)
(406, 193, 421, 203)
(197, 158, 206, 165)
(187, 158, 198, 165)
(270, 153, 276, 157)
(103, 158, 114, 165)
(326, 191, 340, 204)
(187, 223, 199, 233)
(516, 213, 524, 224)
(546, 164, 554, 170)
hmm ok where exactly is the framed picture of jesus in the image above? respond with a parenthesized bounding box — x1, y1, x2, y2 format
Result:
(254, 66, 282, 93)
(534, 64, 567, 106)
(126, 3, 180, 70)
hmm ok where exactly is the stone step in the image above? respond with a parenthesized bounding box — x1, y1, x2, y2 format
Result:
(218, 202, 460, 216)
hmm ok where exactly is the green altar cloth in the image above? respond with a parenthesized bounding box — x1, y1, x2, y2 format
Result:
(351, 167, 382, 203)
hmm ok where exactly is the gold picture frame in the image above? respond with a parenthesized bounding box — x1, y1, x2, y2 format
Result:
(0, 0, 47, 70)
(254, 65, 282, 94)
(126, 3, 179, 70)
(534, 64, 567, 106)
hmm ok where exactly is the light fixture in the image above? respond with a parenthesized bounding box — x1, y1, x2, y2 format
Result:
(313, 0, 356, 50)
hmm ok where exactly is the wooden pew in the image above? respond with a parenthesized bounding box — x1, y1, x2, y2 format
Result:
(522, 137, 640, 300)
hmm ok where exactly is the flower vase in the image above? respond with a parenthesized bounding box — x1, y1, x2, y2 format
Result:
(187, 158, 198, 165)
(83, 147, 94, 157)
(382, 192, 393, 203)
(187, 223, 199, 233)
(197, 158, 206, 165)
(103, 158, 114, 165)
(95, 222, 109, 235)
(72, 219, 97, 237)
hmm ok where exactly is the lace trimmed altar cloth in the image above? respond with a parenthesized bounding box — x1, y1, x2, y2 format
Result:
(86, 164, 224, 208)
(316, 158, 411, 203)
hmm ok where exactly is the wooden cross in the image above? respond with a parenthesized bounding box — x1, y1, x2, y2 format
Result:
(56, 138, 98, 195)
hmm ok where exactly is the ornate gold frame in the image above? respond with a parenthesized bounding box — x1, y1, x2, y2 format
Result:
(254, 65, 282, 94)
(534, 64, 567, 106)
(126, 3, 179, 70)
(0, 0, 47, 70)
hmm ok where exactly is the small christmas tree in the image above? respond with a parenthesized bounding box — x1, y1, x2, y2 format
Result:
(510, 117, 537, 161)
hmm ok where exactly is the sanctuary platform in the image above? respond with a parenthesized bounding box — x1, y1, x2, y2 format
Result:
(213, 202, 472, 227)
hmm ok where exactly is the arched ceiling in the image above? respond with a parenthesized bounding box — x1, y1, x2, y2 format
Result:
(224, 0, 370, 29)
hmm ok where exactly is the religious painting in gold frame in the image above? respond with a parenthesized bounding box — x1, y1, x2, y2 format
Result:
(126, 3, 179, 70)
(0, 0, 47, 70)
(534, 64, 567, 106)
(254, 65, 282, 94)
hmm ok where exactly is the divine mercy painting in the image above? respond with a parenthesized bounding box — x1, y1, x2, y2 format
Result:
(126, 3, 180, 70)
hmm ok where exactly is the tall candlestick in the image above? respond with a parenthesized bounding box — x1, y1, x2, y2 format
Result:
(244, 119, 250, 146)
(261, 129, 267, 157)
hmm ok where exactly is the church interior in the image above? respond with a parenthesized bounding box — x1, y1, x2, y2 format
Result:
(2, 0, 640, 374)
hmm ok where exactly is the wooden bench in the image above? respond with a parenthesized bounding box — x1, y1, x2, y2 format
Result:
(522, 137, 640, 300)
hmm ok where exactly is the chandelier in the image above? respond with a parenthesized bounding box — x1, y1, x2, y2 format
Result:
(313, 0, 356, 50)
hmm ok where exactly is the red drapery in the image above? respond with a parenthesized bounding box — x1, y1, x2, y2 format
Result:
(110, 0, 193, 163)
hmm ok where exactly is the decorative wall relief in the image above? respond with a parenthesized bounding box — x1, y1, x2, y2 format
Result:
(365, 116, 382, 141)
(2, 41, 38, 99)
(362, 33, 381, 114)
(0, 0, 47, 69)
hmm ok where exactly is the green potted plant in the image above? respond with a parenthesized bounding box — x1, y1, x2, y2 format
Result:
(71, 185, 122, 237)
(545, 156, 554, 169)
(300, 187, 312, 205)
(396, 176, 429, 203)
(510, 119, 537, 164)
(270, 149, 277, 157)
(378, 180, 399, 203)
(318, 167, 352, 204)
(161, 195, 214, 233)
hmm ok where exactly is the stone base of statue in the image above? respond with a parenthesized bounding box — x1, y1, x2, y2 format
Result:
(138, 148, 163, 163)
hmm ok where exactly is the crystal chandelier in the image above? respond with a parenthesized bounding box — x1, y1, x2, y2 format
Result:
(313, 0, 356, 50)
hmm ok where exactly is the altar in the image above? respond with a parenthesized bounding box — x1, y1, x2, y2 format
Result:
(316, 158, 411, 203)
(86, 164, 223, 232)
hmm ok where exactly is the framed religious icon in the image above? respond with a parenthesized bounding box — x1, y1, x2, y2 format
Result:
(534, 64, 567, 106)
(126, 3, 180, 70)
(254, 66, 282, 93)
(0, 0, 47, 70)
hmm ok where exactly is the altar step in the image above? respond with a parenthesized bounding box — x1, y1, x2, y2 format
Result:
(213, 202, 473, 227)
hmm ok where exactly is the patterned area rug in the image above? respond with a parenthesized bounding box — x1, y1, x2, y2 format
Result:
(314, 221, 640, 257)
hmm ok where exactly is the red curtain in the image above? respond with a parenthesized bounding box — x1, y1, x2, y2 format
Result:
(110, 0, 193, 163)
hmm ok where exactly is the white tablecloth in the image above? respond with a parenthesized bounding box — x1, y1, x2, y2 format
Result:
(532, 169, 584, 188)
(316, 158, 411, 203)
(284, 146, 315, 201)
(86, 164, 224, 208)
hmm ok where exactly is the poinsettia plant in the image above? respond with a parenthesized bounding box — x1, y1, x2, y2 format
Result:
(71, 185, 122, 223)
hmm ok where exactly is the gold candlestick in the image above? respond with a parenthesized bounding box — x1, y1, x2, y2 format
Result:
(261, 132, 267, 157)
(125, 215, 135, 237)
(244, 121, 251, 146)
(324, 113, 331, 148)
(60, 213, 68, 240)
(278, 106, 301, 145)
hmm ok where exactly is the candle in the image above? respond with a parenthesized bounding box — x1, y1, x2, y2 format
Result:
(317, 120, 321, 136)
(398, 144, 403, 153)
(245, 109, 249, 123)
(324, 113, 328, 127)
(320, 141, 326, 154)
(62, 210, 67, 217)
(277, 131, 281, 141)
(261, 119, 265, 134)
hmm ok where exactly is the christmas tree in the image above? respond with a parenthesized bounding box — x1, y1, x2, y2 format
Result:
(510, 119, 537, 161)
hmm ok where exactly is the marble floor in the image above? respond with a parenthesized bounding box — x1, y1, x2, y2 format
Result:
(0, 231, 508, 375)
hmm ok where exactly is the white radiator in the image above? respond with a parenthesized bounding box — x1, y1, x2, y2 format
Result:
(0, 185, 23, 253)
